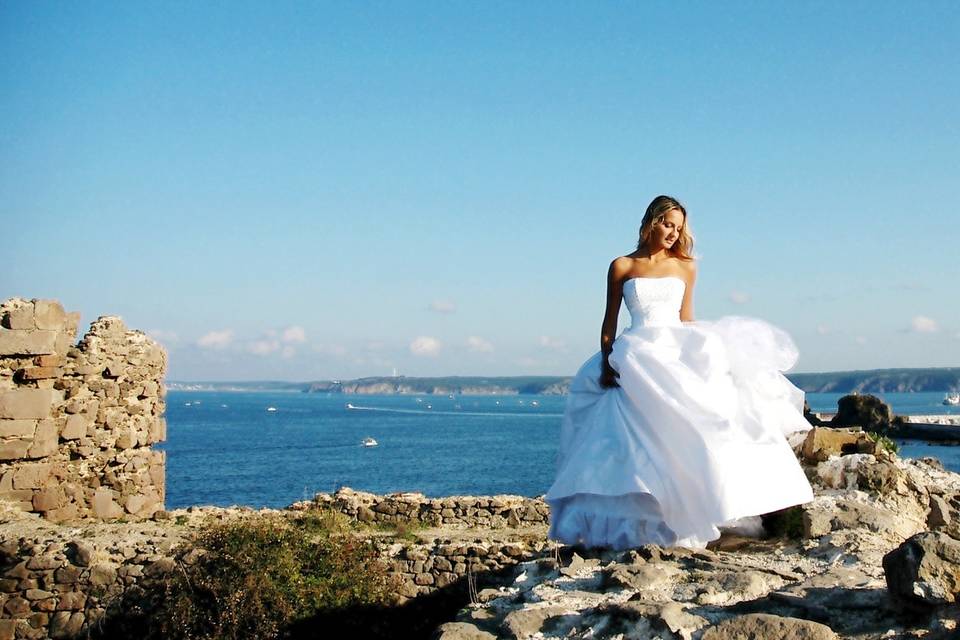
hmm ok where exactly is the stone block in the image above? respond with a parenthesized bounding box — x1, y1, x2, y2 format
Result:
(4, 596, 30, 617)
(16, 367, 62, 381)
(56, 591, 85, 611)
(32, 486, 65, 511)
(0, 329, 57, 356)
(88, 563, 117, 586)
(33, 355, 61, 367)
(0, 389, 62, 420)
(27, 420, 57, 458)
(61, 415, 87, 440)
(46, 503, 79, 523)
(124, 493, 151, 515)
(115, 429, 133, 449)
(33, 300, 66, 331)
(0, 420, 37, 438)
(801, 427, 874, 463)
(0, 439, 31, 461)
(11, 463, 51, 490)
(0, 619, 15, 640)
(147, 418, 166, 443)
(92, 488, 123, 519)
(49, 610, 85, 638)
(2, 302, 35, 330)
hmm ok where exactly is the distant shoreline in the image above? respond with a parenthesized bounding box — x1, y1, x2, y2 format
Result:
(167, 367, 960, 395)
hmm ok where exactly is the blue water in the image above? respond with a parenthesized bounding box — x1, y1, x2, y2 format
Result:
(159, 391, 960, 509)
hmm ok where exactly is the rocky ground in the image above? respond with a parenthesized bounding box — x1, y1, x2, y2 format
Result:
(435, 431, 960, 640)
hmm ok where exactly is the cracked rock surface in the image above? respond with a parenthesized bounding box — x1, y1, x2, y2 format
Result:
(436, 452, 960, 640)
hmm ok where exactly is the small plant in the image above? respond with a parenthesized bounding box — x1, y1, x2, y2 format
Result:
(867, 431, 899, 455)
(372, 518, 427, 542)
(175, 515, 189, 526)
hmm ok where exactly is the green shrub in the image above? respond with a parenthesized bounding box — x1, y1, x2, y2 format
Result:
(866, 431, 899, 455)
(150, 512, 399, 639)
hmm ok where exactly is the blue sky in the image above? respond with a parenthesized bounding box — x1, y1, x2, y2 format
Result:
(3, 2, 958, 380)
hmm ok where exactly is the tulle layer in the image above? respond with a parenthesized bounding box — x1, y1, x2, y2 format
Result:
(546, 316, 814, 550)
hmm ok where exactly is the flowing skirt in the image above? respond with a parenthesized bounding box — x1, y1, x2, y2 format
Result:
(546, 316, 814, 550)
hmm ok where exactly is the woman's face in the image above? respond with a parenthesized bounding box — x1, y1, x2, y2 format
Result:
(651, 209, 684, 249)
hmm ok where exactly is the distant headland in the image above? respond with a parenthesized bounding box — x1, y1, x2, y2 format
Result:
(167, 367, 960, 394)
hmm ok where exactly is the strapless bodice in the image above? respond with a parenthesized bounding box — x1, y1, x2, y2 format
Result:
(622, 276, 685, 328)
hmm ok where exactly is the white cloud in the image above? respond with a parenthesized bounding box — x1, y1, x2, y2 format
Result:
(539, 336, 566, 350)
(816, 325, 830, 336)
(248, 339, 280, 356)
(911, 316, 939, 333)
(428, 300, 456, 314)
(855, 336, 868, 345)
(466, 336, 494, 353)
(410, 336, 441, 357)
(282, 326, 306, 343)
(197, 329, 234, 349)
(729, 290, 750, 304)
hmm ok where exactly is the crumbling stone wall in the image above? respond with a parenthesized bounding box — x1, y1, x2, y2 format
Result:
(301, 486, 550, 528)
(0, 298, 166, 522)
(296, 487, 554, 602)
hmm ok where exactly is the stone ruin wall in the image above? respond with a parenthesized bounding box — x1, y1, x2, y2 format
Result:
(296, 487, 554, 601)
(0, 298, 167, 522)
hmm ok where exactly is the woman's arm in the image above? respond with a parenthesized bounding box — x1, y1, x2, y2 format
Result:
(679, 260, 697, 323)
(600, 257, 630, 387)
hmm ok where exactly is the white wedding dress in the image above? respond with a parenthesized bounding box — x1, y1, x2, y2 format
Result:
(546, 276, 814, 550)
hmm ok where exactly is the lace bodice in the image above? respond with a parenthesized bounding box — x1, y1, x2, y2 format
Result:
(622, 276, 685, 328)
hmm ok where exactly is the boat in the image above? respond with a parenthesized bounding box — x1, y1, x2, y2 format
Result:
(531, 400, 539, 406)
(346, 403, 357, 410)
(944, 392, 960, 406)
(361, 437, 378, 447)
(266, 407, 277, 412)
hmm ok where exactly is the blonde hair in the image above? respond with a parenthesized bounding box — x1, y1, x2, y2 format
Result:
(636, 195, 694, 260)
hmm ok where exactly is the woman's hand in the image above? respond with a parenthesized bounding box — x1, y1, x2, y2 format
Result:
(599, 361, 620, 388)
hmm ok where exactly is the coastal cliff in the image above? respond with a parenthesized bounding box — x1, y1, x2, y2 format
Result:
(167, 368, 960, 395)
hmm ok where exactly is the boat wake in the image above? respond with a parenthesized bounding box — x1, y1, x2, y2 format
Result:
(345, 403, 561, 418)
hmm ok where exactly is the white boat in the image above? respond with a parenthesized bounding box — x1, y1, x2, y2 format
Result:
(266, 406, 277, 412)
(361, 437, 378, 447)
(531, 400, 539, 406)
(944, 392, 960, 406)
(346, 403, 357, 410)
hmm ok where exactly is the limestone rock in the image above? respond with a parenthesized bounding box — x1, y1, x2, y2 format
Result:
(0, 329, 58, 356)
(701, 613, 839, 640)
(883, 531, 960, 606)
(501, 606, 570, 640)
(801, 427, 875, 463)
(0, 389, 62, 420)
(434, 622, 497, 640)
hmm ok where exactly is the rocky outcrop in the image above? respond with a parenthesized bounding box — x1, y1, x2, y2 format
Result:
(830, 393, 895, 433)
(0, 298, 167, 523)
(433, 438, 960, 640)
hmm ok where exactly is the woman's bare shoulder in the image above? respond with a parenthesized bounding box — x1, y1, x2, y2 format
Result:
(678, 258, 698, 280)
(609, 255, 635, 277)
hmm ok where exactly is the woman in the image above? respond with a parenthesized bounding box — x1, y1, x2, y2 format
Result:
(546, 195, 814, 550)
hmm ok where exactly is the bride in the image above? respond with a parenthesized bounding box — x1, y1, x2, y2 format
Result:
(546, 195, 814, 550)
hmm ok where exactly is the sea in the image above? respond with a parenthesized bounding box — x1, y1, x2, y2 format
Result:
(160, 391, 960, 510)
